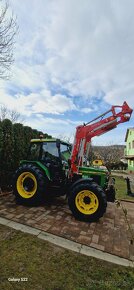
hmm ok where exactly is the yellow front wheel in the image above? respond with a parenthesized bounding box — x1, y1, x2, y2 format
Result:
(68, 181, 107, 222)
(75, 190, 99, 215)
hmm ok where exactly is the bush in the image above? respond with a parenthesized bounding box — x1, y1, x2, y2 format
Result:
(0, 119, 52, 190)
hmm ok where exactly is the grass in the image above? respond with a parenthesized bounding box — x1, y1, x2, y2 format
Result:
(112, 175, 134, 200)
(0, 224, 134, 290)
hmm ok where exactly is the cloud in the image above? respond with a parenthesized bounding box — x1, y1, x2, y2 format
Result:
(25, 115, 83, 142)
(0, 88, 77, 115)
(81, 107, 93, 114)
(43, 0, 134, 112)
(32, 91, 77, 114)
(8, 0, 134, 106)
(0, 0, 134, 144)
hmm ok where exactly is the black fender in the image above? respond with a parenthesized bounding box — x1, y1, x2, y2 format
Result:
(68, 177, 93, 196)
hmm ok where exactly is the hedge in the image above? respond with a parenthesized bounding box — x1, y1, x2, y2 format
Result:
(0, 119, 52, 190)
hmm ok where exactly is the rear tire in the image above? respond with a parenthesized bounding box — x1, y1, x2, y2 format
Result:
(68, 181, 107, 222)
(13, 164, 47, 205)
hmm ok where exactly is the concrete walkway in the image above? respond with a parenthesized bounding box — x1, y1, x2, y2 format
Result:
(0, 193, 134, 267)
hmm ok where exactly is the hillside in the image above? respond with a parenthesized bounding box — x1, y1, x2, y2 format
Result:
(91, 145, 125, 163)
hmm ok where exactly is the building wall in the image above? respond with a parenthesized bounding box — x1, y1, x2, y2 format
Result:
(126, 129, 134, 172)
(128, 159, 134, 171)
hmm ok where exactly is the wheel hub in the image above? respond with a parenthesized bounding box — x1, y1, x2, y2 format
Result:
(23, 177, 35, 191)
(83, 196, 91, 204)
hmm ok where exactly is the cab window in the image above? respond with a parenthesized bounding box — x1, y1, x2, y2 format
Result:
(60, 143, 71, 161)
(42, 142, 59, 159)
(28, 143, 41, 160)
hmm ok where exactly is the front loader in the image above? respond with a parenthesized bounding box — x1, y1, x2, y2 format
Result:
(13, 102, 133, 222)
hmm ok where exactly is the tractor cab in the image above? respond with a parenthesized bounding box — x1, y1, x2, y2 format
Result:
(28, 138, 71, 163)
(27, 138, 71, 187)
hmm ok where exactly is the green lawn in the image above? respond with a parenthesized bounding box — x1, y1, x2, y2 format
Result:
(0, 224, 134, 290)
(112, 175, 134, 200)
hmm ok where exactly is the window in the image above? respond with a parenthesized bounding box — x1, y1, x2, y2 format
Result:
(129, 142, 131, 149)
(132, 140, 134, 149)
(60, 143, 71, 161)
(42, 142, 59, 158)
(28, 143, 41, 160)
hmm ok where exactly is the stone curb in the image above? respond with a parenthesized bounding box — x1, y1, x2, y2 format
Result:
(0, 217, 133, 268)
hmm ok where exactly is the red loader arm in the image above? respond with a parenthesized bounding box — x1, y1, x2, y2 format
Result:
(71, 101, 133, 173)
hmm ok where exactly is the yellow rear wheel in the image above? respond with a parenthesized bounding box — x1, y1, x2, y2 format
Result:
(13, 164, 47, 205)
(17, 172, 37, 198)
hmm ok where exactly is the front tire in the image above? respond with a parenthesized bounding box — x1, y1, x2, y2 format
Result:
(13, 164, 47, 205)
(68, 181, 107, 222)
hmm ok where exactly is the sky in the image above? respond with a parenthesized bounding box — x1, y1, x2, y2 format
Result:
(0, 0, 134, 145)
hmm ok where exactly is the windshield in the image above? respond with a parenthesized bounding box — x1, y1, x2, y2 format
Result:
(28, 141, 71, 162)
(42, 142, 59, 159)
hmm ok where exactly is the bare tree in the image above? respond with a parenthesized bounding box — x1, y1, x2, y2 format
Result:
(0, 104, 24, 123)
(0, 103, 8, 119)
(9, 109, 21, 123)
(92, 144, 125, 165)
(0, 0, 17, 79)
(57, 134, 74, 144)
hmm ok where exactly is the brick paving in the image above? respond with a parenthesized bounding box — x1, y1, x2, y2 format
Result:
(0, 193, 134, 261)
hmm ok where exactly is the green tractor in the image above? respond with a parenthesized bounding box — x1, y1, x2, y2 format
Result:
(12, 102, 133, 222)
(13, 138, 108, 222)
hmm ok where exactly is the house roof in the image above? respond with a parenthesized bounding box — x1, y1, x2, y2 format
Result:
(125, 128, 134, 142)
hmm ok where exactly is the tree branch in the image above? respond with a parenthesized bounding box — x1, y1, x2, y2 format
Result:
(0, 0, 18, 79)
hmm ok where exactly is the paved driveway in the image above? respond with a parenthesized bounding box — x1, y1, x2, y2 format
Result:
(0, 193, 134, 261)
